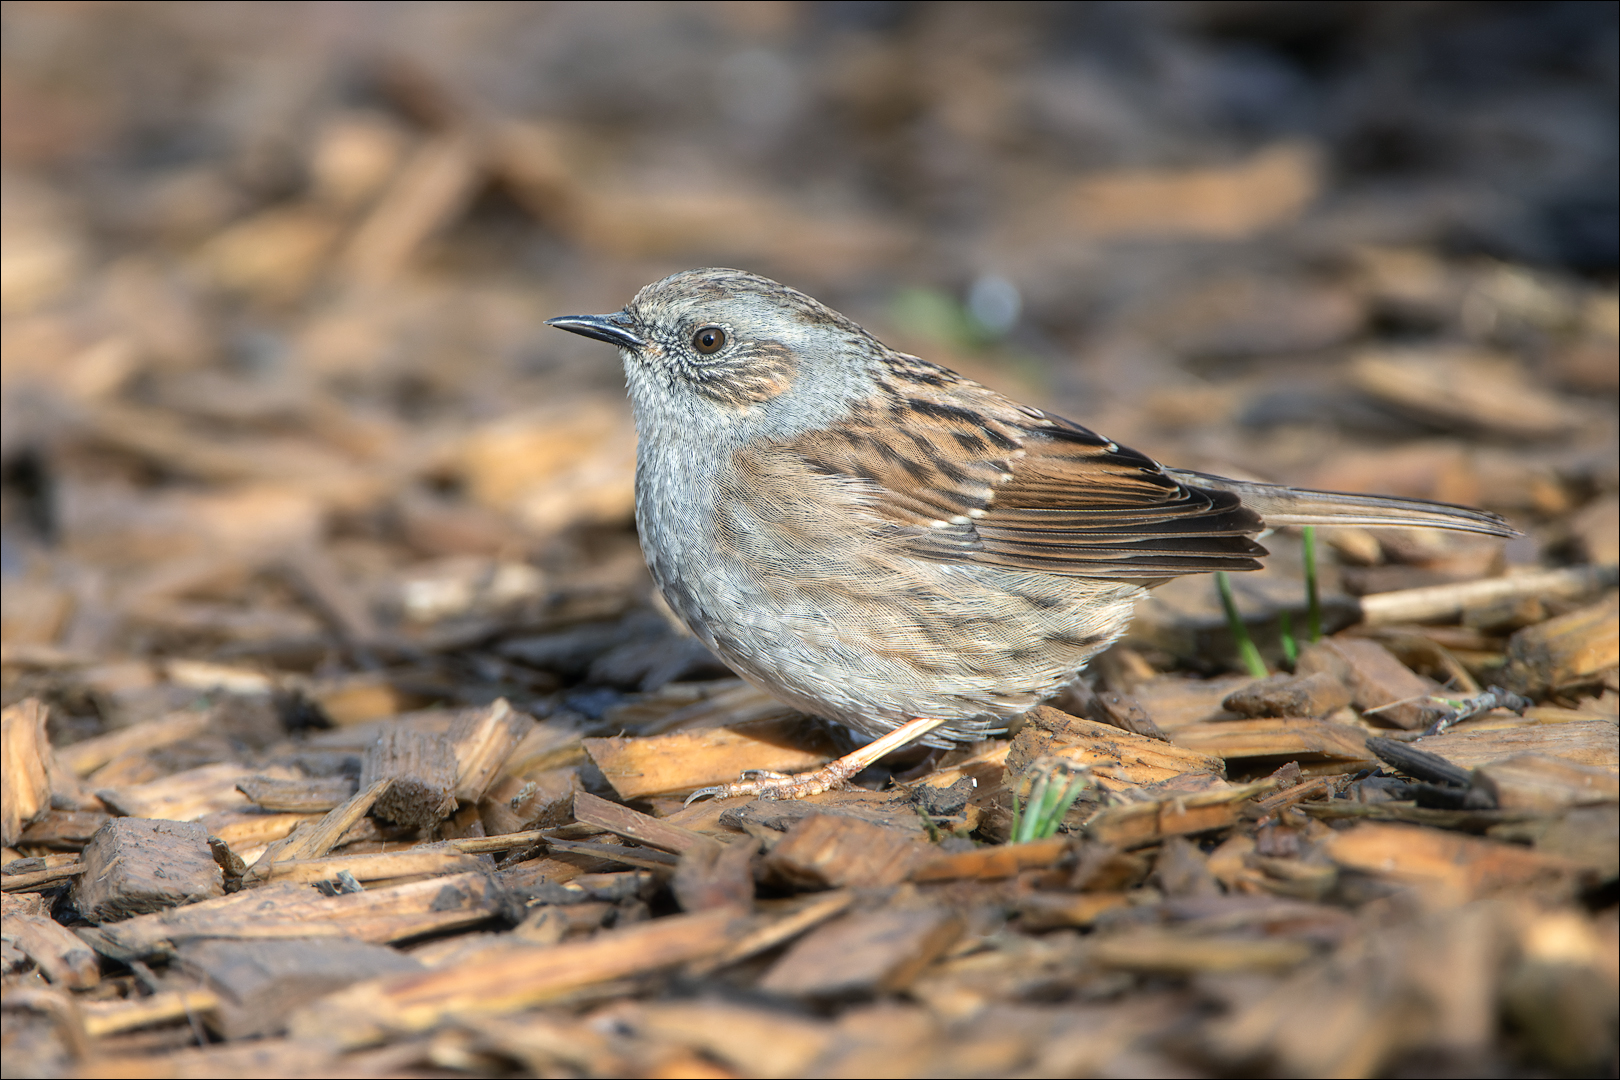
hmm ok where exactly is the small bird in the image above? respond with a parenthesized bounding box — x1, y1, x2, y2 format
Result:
(548, 268, 1514, 800)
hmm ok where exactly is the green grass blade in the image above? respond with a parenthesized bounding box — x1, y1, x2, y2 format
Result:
(1216, 571, 1268, 678)
(1303, 525, 1322, 642)
(1008, 763, 1094, 843)
(1015, 771, 1049, 844)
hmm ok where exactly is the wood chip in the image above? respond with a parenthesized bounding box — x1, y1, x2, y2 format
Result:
(2, 913, 101, 988)
(571, 791, 711, 854)
(452, 1010, 635, 1077)
(1500, 592, 1620, 696)
(1085, 779, 1278, 848)
(763, 814, 933, 890)
(1570, 494, 1620, 565)
(543, 837, 679, 872)
(243, 778, 393, 881)
(722, 788, 937, 837)
(1418, 719, 1618, 770)
(1473, 753, 1620, 811)
(56, 708, 215, 777)
(478, 768, 581, 835)
(1067, 684, 1168, 739)
(289, 907, 746, 1046)
(495, 851, 619, 893)
(1251, 775, 1339, 819)
(1222, 672, 1351, 719)
(1322, 821, 1592, 901)
(79, 1039, 336, 1078)
(1367, 735, 1473, 787)
(1300, 802, 1535, 831)
(361, 730, 456, 830)
(198, 810, 318, 854)
(1152, 835, 1223, 897)
(625, 1000, 833, 1080)
(687, 889, 855, 976)
(1007, 706, 1222, 792)
(236, 774, 357, 813)
(81, 870, 509, 963)
(279, 545, 387, 651)
(179, 938, 424, 1038)
(673, 835, 759, 913)
(97, 762, 282, 821)
(583, 716, 834, 800)
(245, 845, 489, 886)
(1204, 900, 1510, 1076)
(422, 830, 533, 856)
(499, 717, 589, 776)
(759, 905, 964, 998)
(1489, 804, 1619, 878)
(1090, 929, 1314, 973)
(79, 989, 221, 1039)
(0, 856, 83, 893)
(629, 679, 802, 736)
(308, 675, 410, 728)
(71, 818, 224, 923)
(17, 809, 112, 848)
(2, 699, 52, 847)
(1170, 719, 1373, 764)
(1070, 843, 1153, 891)
(913, 836, 1069, 882)
(1014, 891, 1133, 929)
(1126, 675, 1252, 729)
(449, 698, 534, 803)
(1297, 637, 1442, 730)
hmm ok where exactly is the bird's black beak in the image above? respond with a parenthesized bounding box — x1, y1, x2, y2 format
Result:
(544, 312, 645, 350)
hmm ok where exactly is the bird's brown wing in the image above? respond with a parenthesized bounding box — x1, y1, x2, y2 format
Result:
(778, 365, 1266, 580)
(961, 414, 1268, 577)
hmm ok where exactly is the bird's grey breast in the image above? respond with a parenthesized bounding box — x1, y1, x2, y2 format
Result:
(631, 409, 733, 648)
(624, 337, 881, 638)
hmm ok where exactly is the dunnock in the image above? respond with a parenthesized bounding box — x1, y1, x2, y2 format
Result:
(548, 269, 1513, 800)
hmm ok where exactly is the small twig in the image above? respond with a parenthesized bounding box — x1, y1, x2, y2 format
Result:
(1357, 564, 1617, 626)
(1360, 692, 1438, 717)
(1421, 685, 1534, 737)
(1363, 686, 1534, 736)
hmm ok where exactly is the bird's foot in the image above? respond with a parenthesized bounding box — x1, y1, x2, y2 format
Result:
(684, 767, 853, 804)
(684, 715, 950, 805)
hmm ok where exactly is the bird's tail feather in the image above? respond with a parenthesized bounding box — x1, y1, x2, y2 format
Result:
(1165, 470, 1517, 538)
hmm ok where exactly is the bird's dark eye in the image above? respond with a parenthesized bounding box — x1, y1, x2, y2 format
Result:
(692, 326, 726, 354)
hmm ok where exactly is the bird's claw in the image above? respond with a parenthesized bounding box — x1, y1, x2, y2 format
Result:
(683, 770, 806, 806)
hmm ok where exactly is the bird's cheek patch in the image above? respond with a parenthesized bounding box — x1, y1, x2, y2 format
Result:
(697, 341, 802, 406)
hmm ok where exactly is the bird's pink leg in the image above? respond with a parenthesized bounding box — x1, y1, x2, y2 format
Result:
(685, 716, 951, 804)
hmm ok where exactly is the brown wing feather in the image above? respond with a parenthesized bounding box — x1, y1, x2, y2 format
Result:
(779, 359, 1266, 580)
(970, 419, 1266, 577)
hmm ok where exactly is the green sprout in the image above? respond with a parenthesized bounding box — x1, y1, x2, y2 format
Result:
(1279, 610, 1299, 668)
(1216, 571, 1269, 679)
(1008, 760, 1092, 844)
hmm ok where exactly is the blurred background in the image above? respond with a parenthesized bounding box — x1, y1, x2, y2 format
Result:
(2, 1, 1616, 731)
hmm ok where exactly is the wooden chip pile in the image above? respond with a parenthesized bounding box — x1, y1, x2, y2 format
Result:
(3, 577, 1615, 1078)
(2, 6, 1618, 1077)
